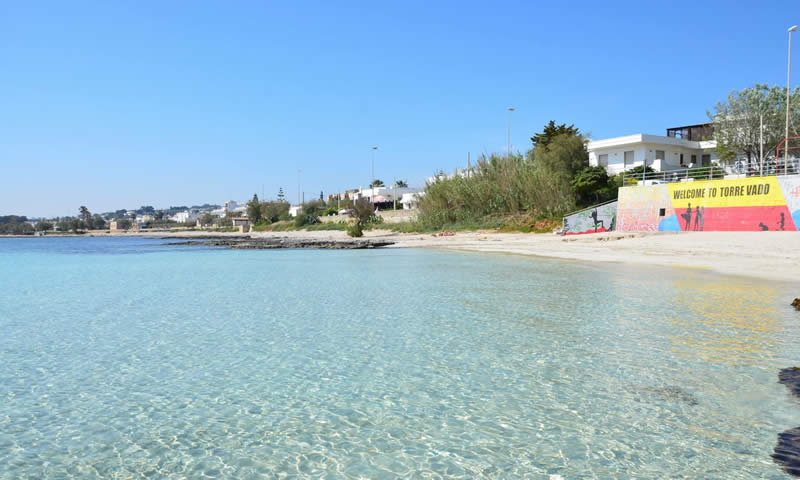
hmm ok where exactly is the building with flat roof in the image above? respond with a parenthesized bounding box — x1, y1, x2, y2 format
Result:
(588, 123, 718, 175)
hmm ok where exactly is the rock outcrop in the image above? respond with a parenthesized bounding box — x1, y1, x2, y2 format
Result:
(166, 236, 394, 250)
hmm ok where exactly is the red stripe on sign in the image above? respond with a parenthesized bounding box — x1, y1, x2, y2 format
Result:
(675, 205, 796, 231)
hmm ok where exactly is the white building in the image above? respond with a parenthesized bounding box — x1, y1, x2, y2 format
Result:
(170, 210, 200, 223)
(354, 186, 423, 204)
(288, 205, 302, 217)
(400, 191, 424, 210)
(588, 123, 718, 175)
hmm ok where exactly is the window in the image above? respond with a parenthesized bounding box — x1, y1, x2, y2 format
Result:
(680, 153, 685, 166)
(701, 154, 711, 166)
(655, 150, 665, 160)
(598, 154, 608, 167)
(691, 154, 697, 165)
(659, 208, 666, 217)
(624, 151, 634, 167)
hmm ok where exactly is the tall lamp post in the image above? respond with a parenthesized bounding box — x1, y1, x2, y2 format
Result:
(507, 107, 515, 159)
(786, 25, 798, 174)
(371, 146, 378, 190)
(297, 169, 302, 205)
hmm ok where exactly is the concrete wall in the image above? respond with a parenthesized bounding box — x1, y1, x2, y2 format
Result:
(617, 174, 800, 232)
(562, 201, 617, 235)
(318, 209, 418, 225)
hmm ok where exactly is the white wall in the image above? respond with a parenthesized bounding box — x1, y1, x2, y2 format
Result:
(590, 142, 719, 175)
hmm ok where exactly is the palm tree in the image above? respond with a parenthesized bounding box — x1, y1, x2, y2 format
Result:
(394, 179, 408, 188)
(370, 179, 385, 188)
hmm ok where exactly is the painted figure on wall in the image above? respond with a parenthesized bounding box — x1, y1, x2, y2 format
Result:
(590, 208, 604, 232)
(681, 203, 692, 231)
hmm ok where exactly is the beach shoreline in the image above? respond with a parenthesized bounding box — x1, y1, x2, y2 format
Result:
(8, 229, 800, 283)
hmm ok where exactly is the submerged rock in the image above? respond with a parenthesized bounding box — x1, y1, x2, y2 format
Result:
(639, 386, 699, 406)
(792, 298, 800, 311)
(779, 367, 800, 398)
(774, 427, 800, 477)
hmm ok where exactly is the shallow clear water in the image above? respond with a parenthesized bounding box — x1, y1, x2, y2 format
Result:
(1, 237, 799, 479)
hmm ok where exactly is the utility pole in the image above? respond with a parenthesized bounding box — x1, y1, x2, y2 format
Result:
(760, 113, 764, 176)
(786, 25, 798, 174)
(297, 169, 301, 205)
(507, 107, 515, 159)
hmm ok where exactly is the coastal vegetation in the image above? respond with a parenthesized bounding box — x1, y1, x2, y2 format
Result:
(415, 121, 619, 231)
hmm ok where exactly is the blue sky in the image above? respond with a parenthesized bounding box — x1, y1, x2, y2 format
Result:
(2, 0, 798, 217)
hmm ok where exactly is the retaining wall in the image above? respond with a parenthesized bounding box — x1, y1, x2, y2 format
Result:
(562, 201, 618, 235)
(617, 175, 800, 232)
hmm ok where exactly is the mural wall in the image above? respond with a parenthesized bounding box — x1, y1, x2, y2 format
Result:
(617, 175, 800, 232)
(563, 201, 617, 235)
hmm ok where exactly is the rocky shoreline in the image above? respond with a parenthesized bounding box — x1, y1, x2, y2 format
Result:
(165, 236, 395, 250)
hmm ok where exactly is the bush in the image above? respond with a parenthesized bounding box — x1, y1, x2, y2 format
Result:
(346, 223, 363, 237)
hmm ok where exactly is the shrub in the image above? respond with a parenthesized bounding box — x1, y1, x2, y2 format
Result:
(346, 223, 363, 237)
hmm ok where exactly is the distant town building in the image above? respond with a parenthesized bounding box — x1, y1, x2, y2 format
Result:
(170, 210, 200, 223)
(400, 191, 424, 210)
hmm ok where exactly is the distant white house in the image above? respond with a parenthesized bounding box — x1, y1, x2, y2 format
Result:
(353, 185, 423, 204)
(400, 191, 424, 210)
(587, 123, 718, 175)
(288, 205, 302, 217)
(170, 210, 200, 223)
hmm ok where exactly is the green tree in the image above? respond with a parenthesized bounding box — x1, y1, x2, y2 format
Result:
(79, 206, 91, 223)
(115, 218, 132, 230)
(277, 187, 285, 202)
(154, 210, 165, 221)
(247, 194, 262, 223)
(35, 221, 53, 232)
(199, 213, 216, 226)
(531, 121, 580, 149)
(260, 202, 289, 223)
(709, 84, 800, 165)
(532, 131, 589, 178)
(347, 197, 377, 237)
(90, 215, 106, 230)
(394, 179, 408, 187)
(370, 179, 384, 188)
(571, 166, 614, 205)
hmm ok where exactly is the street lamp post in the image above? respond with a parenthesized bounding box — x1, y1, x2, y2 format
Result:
(371, 146, 378, 190)
(507, 107, 515, 159)
(786, 25, 798, 174)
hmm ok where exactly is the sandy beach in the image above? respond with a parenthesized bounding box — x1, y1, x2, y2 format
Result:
(89, 228, 800, 284)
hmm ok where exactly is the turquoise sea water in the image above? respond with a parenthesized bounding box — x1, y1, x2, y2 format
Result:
(1, 237, 799, 479)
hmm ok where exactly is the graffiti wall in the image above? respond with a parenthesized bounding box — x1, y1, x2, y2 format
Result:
(617, 175, 800, 232)
(562, 201, 617, 235)
(617, 185, 674, 232)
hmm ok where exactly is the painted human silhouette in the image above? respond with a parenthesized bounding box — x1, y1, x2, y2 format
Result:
(680, 203, 693, 231)
(759, 222, 769, 231)
(778, 212, 786, 231)
(700, 206, 705, 231)
(693, 206, 701, 231)
(590, 208, 604, 232)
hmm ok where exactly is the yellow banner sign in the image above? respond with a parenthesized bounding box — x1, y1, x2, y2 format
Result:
(667, 177, 786, 209)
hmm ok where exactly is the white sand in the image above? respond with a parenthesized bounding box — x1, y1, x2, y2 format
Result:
(99, 228, 800, 283)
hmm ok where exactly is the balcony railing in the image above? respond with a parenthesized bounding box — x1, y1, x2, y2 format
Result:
(621, 161, 799, 186)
